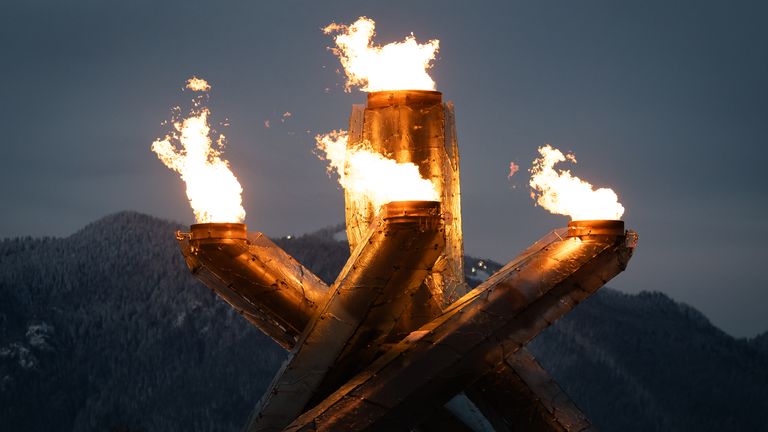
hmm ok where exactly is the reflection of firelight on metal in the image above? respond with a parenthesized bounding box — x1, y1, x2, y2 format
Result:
(175, 90, 637, 432)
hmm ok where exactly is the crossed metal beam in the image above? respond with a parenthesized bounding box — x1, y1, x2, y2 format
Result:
(176, 91, 637, 431)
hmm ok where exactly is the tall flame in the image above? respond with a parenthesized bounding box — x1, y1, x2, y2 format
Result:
(316, 130, 439, 208)
(323, 17, 439, 92)
(529, 145, 625, 221)
(151, 79, 246, 223)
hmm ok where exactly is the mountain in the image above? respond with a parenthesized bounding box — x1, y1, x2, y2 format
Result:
(0, 211, 766, 431)
(0, 212, 285, 431)
(529, 290, 768, 431)
(750, 332, 768, 356)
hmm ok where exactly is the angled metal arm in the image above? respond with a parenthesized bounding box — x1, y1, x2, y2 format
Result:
(285, 221, 635, 431)
(178, 223, 329, 349)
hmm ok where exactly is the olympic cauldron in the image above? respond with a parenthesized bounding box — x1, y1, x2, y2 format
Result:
(176, 90, 637, 431)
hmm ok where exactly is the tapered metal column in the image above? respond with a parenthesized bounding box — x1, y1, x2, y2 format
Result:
(285, 221, 636, 431)
(346, 90, 466, 310)
(177, 223, 329, 349)
(247, 201, 444, 432)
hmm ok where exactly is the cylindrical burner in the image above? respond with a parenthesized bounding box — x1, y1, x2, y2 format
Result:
(567, 220, 625, 237)
(190, 222, 247, 240)
(381, 200, 441, 225)
(366, 90, 442, 109)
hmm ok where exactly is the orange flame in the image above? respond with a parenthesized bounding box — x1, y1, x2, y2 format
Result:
(152, 79, 245, 223)
(323, 17, 439, 92)
(316, 130, 439, 209)
(529, 145, 624, 221)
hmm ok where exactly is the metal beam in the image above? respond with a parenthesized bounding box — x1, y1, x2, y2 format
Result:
(177, 223, 329, 349)
(466, 349, 594, 432)
(285, 222, 635, 431)
(246, 201, 444, 431)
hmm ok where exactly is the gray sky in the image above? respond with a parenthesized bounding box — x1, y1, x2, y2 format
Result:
(1, 0, 766, 337)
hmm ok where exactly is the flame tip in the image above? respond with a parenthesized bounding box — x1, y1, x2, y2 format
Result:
(528, 145, 625, 221)
(325, 16, 439, 92)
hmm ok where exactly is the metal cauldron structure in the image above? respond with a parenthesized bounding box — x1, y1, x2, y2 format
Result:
(176, 91, 637, 431)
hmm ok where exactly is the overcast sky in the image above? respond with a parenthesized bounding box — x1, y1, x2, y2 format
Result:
(1, 0, 766, 337)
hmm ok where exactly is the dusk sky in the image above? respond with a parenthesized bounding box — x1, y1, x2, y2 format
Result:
(1, 0, 766, 337)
